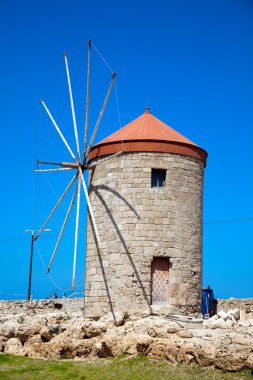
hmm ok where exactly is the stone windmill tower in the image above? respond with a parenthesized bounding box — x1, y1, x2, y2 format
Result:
(84, 108, 207, 317)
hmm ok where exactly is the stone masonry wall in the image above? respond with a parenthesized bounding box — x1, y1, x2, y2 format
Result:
(0, 298, 252, 318)
(217, 298, 253, 315)
(0, 299, 84, 315)
(84, 152, 204, 317)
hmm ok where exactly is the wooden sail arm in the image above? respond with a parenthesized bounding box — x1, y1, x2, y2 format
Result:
(36, 160, 86, 170)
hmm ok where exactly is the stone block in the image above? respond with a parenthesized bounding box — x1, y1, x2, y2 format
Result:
(237, 320, 251, 327)
(229, 314, 237, 324)
(210, 318, 227, 329)
(240, 309, 247, 321)
(176, 329, 193, 338)
(207, 315, 218, 323)
(225, 319, 234, 328)
(228, 308, 240, 321)
(217, 310, 229, 320)
(246, 312, 253, 321)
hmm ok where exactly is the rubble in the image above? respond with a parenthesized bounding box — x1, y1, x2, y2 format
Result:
(217, 310, 229, 320)
(228, 308, 240, 320)
(0, 299, 253, 371)
(202, 307, 253, 330)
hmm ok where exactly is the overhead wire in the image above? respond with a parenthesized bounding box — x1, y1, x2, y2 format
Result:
(1, 215, 252, 244)
(91, 42, 114, 74)
(65, 40, 88, 54)
(114, 82, 122, 129)
(42, 56, 63, 100)
(0, 237, 29, 242)
(204, 217, 253, 225)
(32, 101, 43, 230)
(0, 234, 71, 242)
(35, 244, 84, 292)
(91, 42, 122, 143)
(67, 292, 84, 298)
(39, 170, 85, 234)
(36, 168, 47, 264)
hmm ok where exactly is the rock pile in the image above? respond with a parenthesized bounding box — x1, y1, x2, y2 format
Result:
(203, 308, 253, 329)
(0, 303, 253, 371)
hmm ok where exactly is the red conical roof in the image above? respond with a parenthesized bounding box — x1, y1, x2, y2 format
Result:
(88, 108, 207, 165)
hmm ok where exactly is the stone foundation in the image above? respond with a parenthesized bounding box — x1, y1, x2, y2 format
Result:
(0, 299, 84, 316)
(1, 298, 252, 319)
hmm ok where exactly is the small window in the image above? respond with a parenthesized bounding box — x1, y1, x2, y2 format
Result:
(151, 169, 166, 188)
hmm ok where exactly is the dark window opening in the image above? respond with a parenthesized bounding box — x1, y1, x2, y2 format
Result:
(151, 169, 166, 188)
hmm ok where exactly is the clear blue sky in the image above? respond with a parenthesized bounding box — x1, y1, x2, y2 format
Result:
(0, 0, 252, 300)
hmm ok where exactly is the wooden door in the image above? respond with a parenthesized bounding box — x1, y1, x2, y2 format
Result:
(151, 257, 169, 305)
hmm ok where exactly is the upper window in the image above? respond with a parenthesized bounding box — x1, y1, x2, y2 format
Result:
(151, 169, 166, 188)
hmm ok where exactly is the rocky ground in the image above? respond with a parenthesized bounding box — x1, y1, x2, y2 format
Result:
(0, 299, 253, 371)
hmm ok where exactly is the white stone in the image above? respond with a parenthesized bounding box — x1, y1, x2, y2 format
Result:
(217, 310, 229, 320)
(237, 320, 251, 327)
(227, 308, 240, 320)
(246, 312, 253, 320)
(0, 321, 18, 339)
(4, 338, 24, 355)
(100, 312, 125, 327)
(210, 318, 227, 329)
(225, 319, 234, 328)
(208, 315, 218, 322)
(233, 334, 252, 346)
(240, 309, 247, 321)
(229, 314, 237, 324)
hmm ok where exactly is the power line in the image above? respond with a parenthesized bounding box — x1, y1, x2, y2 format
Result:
(204, 217, 253, 225)
(0, 237, 28, 242)
(1, 217, 252, 243)
(0, 233, 75, 242)
(35, 244, 84, 292)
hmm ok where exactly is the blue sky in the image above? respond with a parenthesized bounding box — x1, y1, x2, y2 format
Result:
(0, 0, 252, 300)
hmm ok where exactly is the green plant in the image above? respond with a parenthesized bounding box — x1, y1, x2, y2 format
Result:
(17, 315, 25, 324)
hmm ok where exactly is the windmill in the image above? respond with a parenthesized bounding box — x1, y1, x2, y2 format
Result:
(34, 41, 120, 292)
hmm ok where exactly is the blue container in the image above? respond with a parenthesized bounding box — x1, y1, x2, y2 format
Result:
(202, 286, 216, 317)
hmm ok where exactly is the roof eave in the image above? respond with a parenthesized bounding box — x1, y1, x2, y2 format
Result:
(88, 139, 208, 166)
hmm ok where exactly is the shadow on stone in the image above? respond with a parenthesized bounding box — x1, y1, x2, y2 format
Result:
(90, 184, 141, 220)
(92, 186, 152, 314)
(85, 212, 117, 324)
